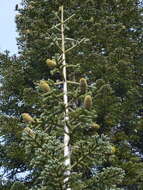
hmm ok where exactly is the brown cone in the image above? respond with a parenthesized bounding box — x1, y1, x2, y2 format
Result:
(84, 95, 92, 109)
(46, 59, 57, 67)
(39, 80, 50, 92)
(22, 113, 34, 123)
(80, 78, 87, 93)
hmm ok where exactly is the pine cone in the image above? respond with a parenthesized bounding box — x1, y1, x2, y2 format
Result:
(91, 123, 100, 129)
(80, 78, 87, 93)
(84, 95, 92, 109)
(111, 146, 116, 153)
(24, 127, 35, 138)
(46, 59, 57, 68)
(39, 80, 50, 92)
(22, 113, 34, 123)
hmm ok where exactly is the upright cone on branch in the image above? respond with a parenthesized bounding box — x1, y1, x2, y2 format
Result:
(24, 127, 35, 138)
(84, 95, 92, 109)
(39, 80, 50, 92)
(22, 113, 34, 123)
(80, 78, 87, 93)
(111, 146, 116, 154)
(46, 59, 57, 68)
(91, 123, 100, 130)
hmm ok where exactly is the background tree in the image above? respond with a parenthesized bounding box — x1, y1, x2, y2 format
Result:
(10, 182, 27, 190)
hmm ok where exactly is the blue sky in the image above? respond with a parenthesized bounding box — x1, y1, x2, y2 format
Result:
(0, 0, 21, 54)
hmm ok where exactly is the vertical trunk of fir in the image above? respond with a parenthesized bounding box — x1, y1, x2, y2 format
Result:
(61, 5, 71, 190)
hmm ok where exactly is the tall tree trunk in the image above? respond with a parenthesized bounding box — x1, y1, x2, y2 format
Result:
(61, 5, 71, 190)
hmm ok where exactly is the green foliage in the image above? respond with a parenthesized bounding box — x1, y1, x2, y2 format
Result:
(10, 182, 27, 190)
(22, 80, 125, 189)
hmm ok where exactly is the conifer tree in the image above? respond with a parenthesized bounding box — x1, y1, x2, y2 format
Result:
(0, 0, 143, 189)
(21, 6, 125, 190)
